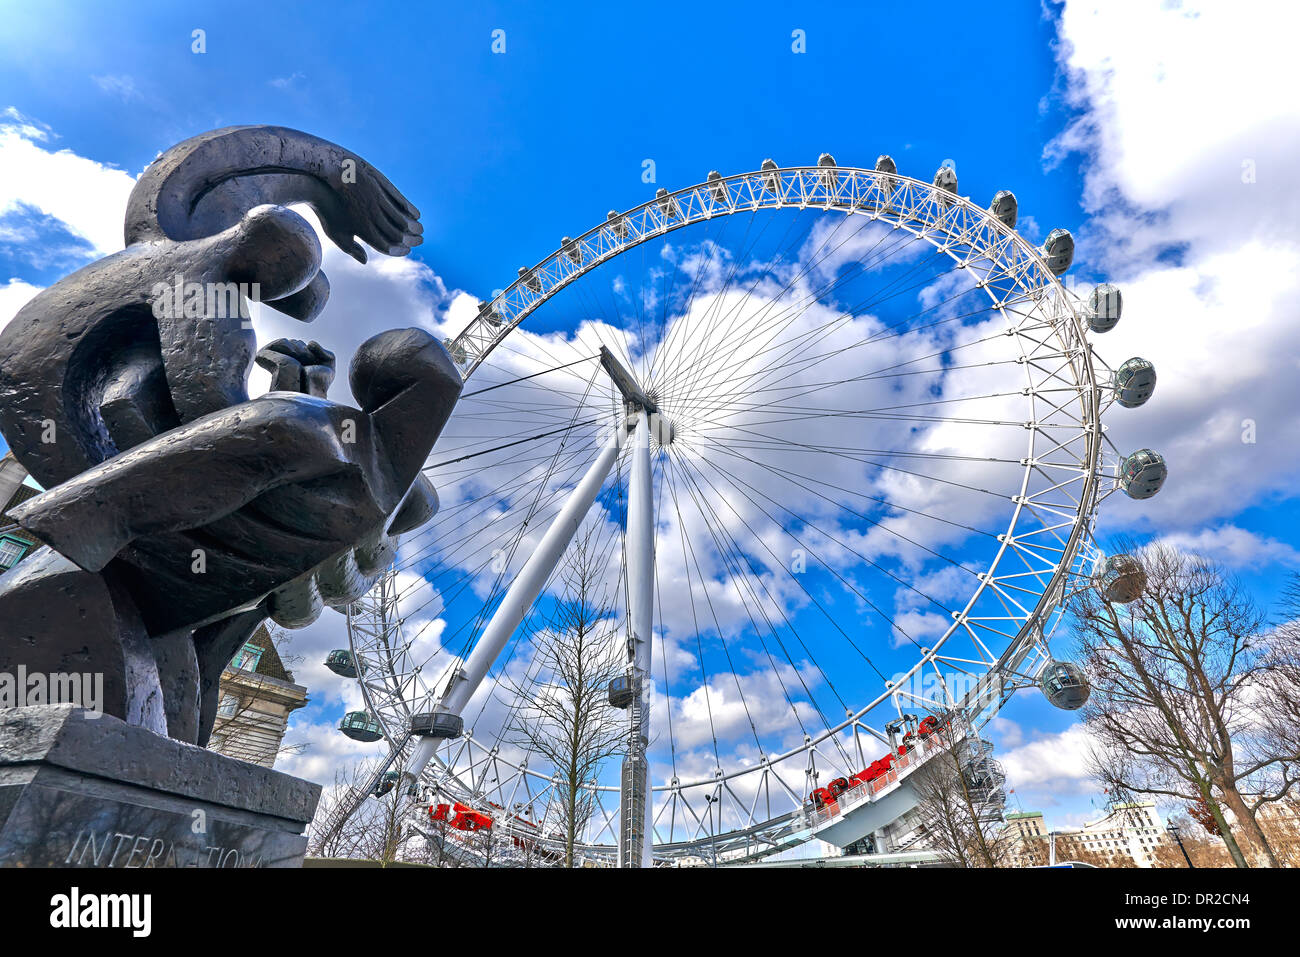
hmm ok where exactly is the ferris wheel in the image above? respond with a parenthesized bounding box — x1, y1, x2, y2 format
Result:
(326, 155, 1165, 866)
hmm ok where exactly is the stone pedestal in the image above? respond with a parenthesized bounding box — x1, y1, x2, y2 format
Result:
(0, 705, 320, 867)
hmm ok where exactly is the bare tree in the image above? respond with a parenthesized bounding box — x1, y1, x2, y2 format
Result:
(1013, 831, 1133, 869)
(910, 717, 1015, 867)
(308, 766, 363, 860)
(1152, 812, 1234, 868)
(421, 810, 464, 868)
(365, 784, 414, 865)
(1074, 544, 1298, 867)
(308, 758, 414, 865)
(505, 525, 625, 867)
(309, 760, 389, 860)
(1257, 573, 1300, 795)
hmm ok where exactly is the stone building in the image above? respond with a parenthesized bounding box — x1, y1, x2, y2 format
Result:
(0, 453, 40, 574)
(1071, 801, 1165, 867)
(208, 624, 309, 769)
(1005, 810, 1047, 842)
(1006, 801, 1167, 867)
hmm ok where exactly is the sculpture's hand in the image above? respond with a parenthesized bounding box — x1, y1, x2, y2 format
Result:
(317, 158, 423, 264)
(124, 126, 424, 266)
(256, 339, 336, 397)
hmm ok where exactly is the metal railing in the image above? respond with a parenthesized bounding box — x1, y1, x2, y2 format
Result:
(801, 736, 946, 831)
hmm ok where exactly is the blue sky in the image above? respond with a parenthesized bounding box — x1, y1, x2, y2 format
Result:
(0, 1, 1078, 294)
(2, 0, 1298, 837)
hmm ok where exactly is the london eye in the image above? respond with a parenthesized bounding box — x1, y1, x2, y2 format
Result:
(324, 156, 1164, 865)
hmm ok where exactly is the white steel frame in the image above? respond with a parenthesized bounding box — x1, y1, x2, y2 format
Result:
(345, 164, 1122, 864)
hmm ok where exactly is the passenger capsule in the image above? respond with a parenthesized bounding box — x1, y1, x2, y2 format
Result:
(477, 299, 504, 327)
(1114, 357, 1157, 408)
(707, 170, 727, 204)
(1088, 282, 1123, 332)
(875, 154, 898, 190)
(324, 649, 358, 679)
(1039, 659, 1091, 710)
(559, 237, 582, 266)
(608, 675, 633, 709)
(817, 152, 839, 191)
(410, 711, 465, 738)
(372, 771, 400, 797)
(655, 187, 680, 220)
(442, 337, 467, 366)
(1041, 228, 1074, 275)
(989, 190, 1018, 228)
(761, 157, 780, 195)
(933, 165, 958, 196)
(339, 711, 384, 743)
(1119, 448, 1168, 500)
(1094, 553, 1147, 604)
(606, 209, 628, 239)
(518, 267, 542, 294)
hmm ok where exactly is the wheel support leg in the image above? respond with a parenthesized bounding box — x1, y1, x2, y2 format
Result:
(403, 428, 626, 784)
(619, 409, 654, 867)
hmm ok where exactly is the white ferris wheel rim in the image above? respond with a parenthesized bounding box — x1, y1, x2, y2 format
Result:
(346, 163, 1107, 852)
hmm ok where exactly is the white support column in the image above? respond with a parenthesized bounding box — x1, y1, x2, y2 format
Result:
(619, 409, 654, 867)
(404, 427, 625, 783)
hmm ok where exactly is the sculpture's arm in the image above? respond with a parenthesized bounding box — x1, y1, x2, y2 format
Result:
(10, 394, 368, 574)
(124, 125, 423, 262)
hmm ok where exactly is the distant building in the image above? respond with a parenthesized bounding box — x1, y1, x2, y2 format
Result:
(1217, 795, 1300, 832)
(1210, 796, 1300, 865)
(1005, 810, 1047, 841)
(1072, 802, 1165, 867)
(0, 453, 40, 574)
(1007, 801, 1167, 868)
(208, 624, 309, 769)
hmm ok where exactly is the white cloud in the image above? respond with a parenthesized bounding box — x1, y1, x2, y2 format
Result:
(988, 715, 1023, 749)
(248, 208, 451, 406)
(1155, 524, 1300, 568)
(269, 73, 306, 90)
(91, 75, 141, 102)
(0, 277, 41, 330)
(0, 107, 136, 259)
(1000, 723, 1095, 792)
(1051, 0, 1300, 531)
(276, 715, 384, 785)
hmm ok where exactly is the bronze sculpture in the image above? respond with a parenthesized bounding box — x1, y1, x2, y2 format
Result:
(0, 126, 460, 747)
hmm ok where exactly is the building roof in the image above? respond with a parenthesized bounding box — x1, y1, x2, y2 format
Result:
(244, 624, 295, 682)
(3, 482, 39, 515)
(1, 453, 41, 542)
(1006, 811, 1044, 820)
